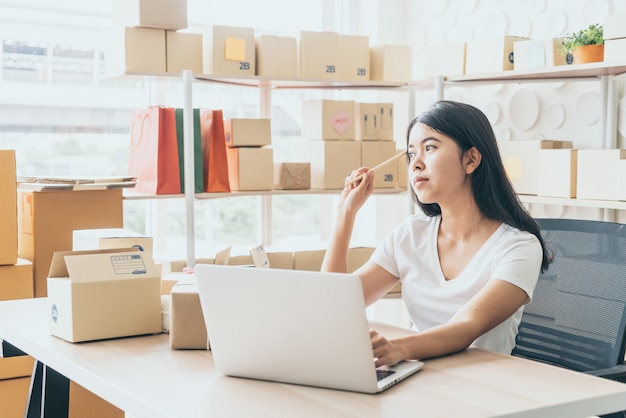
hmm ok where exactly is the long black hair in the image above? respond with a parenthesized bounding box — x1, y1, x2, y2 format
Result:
(407, 100, 551, 272)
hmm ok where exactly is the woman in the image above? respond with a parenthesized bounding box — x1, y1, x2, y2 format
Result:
(321, 100, 551, 367)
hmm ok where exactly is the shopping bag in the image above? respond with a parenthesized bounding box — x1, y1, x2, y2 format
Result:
(175, 108, 204, 193)
(201, 109, 231, 192)
(128, 107, 181, 195)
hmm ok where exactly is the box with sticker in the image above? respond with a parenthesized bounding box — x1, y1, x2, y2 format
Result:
(301, 99, 356, 141)
(47, 248, 161, 343)
(202, 25, 255, 76)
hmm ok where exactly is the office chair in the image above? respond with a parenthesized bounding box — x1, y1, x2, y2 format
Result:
(512, 218, 626, 418)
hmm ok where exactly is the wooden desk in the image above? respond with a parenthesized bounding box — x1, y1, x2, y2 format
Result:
(2, 298, 626, 418)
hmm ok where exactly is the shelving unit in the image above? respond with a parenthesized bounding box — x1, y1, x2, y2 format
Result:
(117, 70, 411, 266)
(411, 60, 626, 221)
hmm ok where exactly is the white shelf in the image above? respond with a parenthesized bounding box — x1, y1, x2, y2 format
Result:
(518, 195, 626, 211)
(409, 61, 626, 89)
(104, 71, 408, 90)
(123, 188, 407, 201)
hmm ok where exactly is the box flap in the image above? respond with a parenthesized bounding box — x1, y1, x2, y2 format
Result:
(64, 250, 158, 283)
(48, 248, 140, 279)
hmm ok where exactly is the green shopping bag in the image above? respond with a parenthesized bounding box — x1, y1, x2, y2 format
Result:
(175, 108, 204, 193)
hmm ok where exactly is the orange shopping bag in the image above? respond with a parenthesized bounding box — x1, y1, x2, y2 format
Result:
(201, 109, 231, 192)
(128, 107, 181, 195)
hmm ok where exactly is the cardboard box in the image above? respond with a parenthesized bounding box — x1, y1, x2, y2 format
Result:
(0, 150, 17, 266)
(266, 251, 294, 270)
(224, 118, 272, 147)
(361, 141, 397, 188)
(202, 25, 255, 76)
(396, 150, 408, 189)
(255, 35, 297, 78)
(576, 149, 626, 201)
(301, 100, 356, 141)
(604, 39, 626, 63)
(69, 380, 124, 418)
(273, 162, 311, 190)
(166, 30, 202, 73)
(47, 249, 162, 342)
(0, 258, 33, 301)
(0, 355, 34, 380)
(298, 31, 339, 80)
(294, 140, 361, 189)
(18, 189, 123, 298)
(498, 140, 573, 195)
(604, 13, 626, 40)
(537, 149, 577, 198)
(0, 377, 30, 418)
(112, 0, 187, 30)
(226, 147, 274, 191)
(514, 39, 546, 70)
(423, 43, 466, 78)
(355, 102, 394, 141)
(293, 249, 326, 271)
(370, 44, 412, 82)
(465, 36, 527, 74)
(338, 34, 370, 81)
(105, 27, 166, 74)
(73, 228, 153, 252)
(169, 281, 209, 350)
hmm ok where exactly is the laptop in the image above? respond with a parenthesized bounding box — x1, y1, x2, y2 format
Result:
(195, 264, 423, 393)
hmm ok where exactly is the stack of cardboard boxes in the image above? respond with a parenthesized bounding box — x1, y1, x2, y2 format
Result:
(0, 149, 34, 418)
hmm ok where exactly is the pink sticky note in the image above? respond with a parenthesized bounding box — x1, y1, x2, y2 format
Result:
(331, 108, 352, 136)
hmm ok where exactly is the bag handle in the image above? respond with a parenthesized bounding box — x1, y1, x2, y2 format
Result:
(130, 112, 150, 150)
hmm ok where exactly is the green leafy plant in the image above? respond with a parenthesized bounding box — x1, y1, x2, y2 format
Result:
(560, 23, 604, 54)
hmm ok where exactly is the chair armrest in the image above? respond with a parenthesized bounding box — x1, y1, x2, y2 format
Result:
(584, 365, 626, 380)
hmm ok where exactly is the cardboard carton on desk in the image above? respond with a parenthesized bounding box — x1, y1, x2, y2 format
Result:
(47, 248, 162, 343)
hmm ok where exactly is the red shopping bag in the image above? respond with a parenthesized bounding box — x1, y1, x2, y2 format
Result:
(201, 109, 230, 192)
(128, 107, 181, 195)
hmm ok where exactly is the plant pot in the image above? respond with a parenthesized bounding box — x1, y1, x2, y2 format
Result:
(572, 44, 604, 64)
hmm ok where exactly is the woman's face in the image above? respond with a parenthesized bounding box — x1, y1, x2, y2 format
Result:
(407, 123, 472, 205)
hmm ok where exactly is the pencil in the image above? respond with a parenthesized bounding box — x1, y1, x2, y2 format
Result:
(345, 151, 406, 186)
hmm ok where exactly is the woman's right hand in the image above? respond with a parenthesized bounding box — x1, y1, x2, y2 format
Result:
(339, 168, 374, 216)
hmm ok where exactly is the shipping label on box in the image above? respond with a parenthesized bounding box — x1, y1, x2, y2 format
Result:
(338, 34, 370, 81)
(112, 0, 188, 30)
(302, 100, 356, 140)
(0, 150, 17, 266)
(499, 139, 572, 195)
(47, 248, 162, 343)
(294, 140, 361, 189)
(203, 25, 255, 76)
(105, 27, 166, 75)
(255, 35, 297, 78)
(465, 36, 527, 74)
(361, 141, 397, 188)
(537, 149, 577, 198)
(166, 30, 202, 74)
(370, 44, 412, 82)
(73, 228, 153, 252)
(224, 118, 272, 147)
(576, 149, 626, 201)
(423, 42, 466, 78)
(274, 162, 311, 190)
(226, 147, 274, 191)
(298, 31, 339, 80)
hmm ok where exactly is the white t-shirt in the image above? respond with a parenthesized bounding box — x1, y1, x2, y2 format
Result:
(371, 214, 543, 354)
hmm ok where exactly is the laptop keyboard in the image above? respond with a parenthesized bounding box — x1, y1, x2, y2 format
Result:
(376, 369, 396, 381)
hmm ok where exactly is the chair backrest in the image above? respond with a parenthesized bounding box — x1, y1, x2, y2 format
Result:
(512, 218, 626, 372)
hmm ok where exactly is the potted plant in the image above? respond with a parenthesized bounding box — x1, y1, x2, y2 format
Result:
(560, 23, 604, 64)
